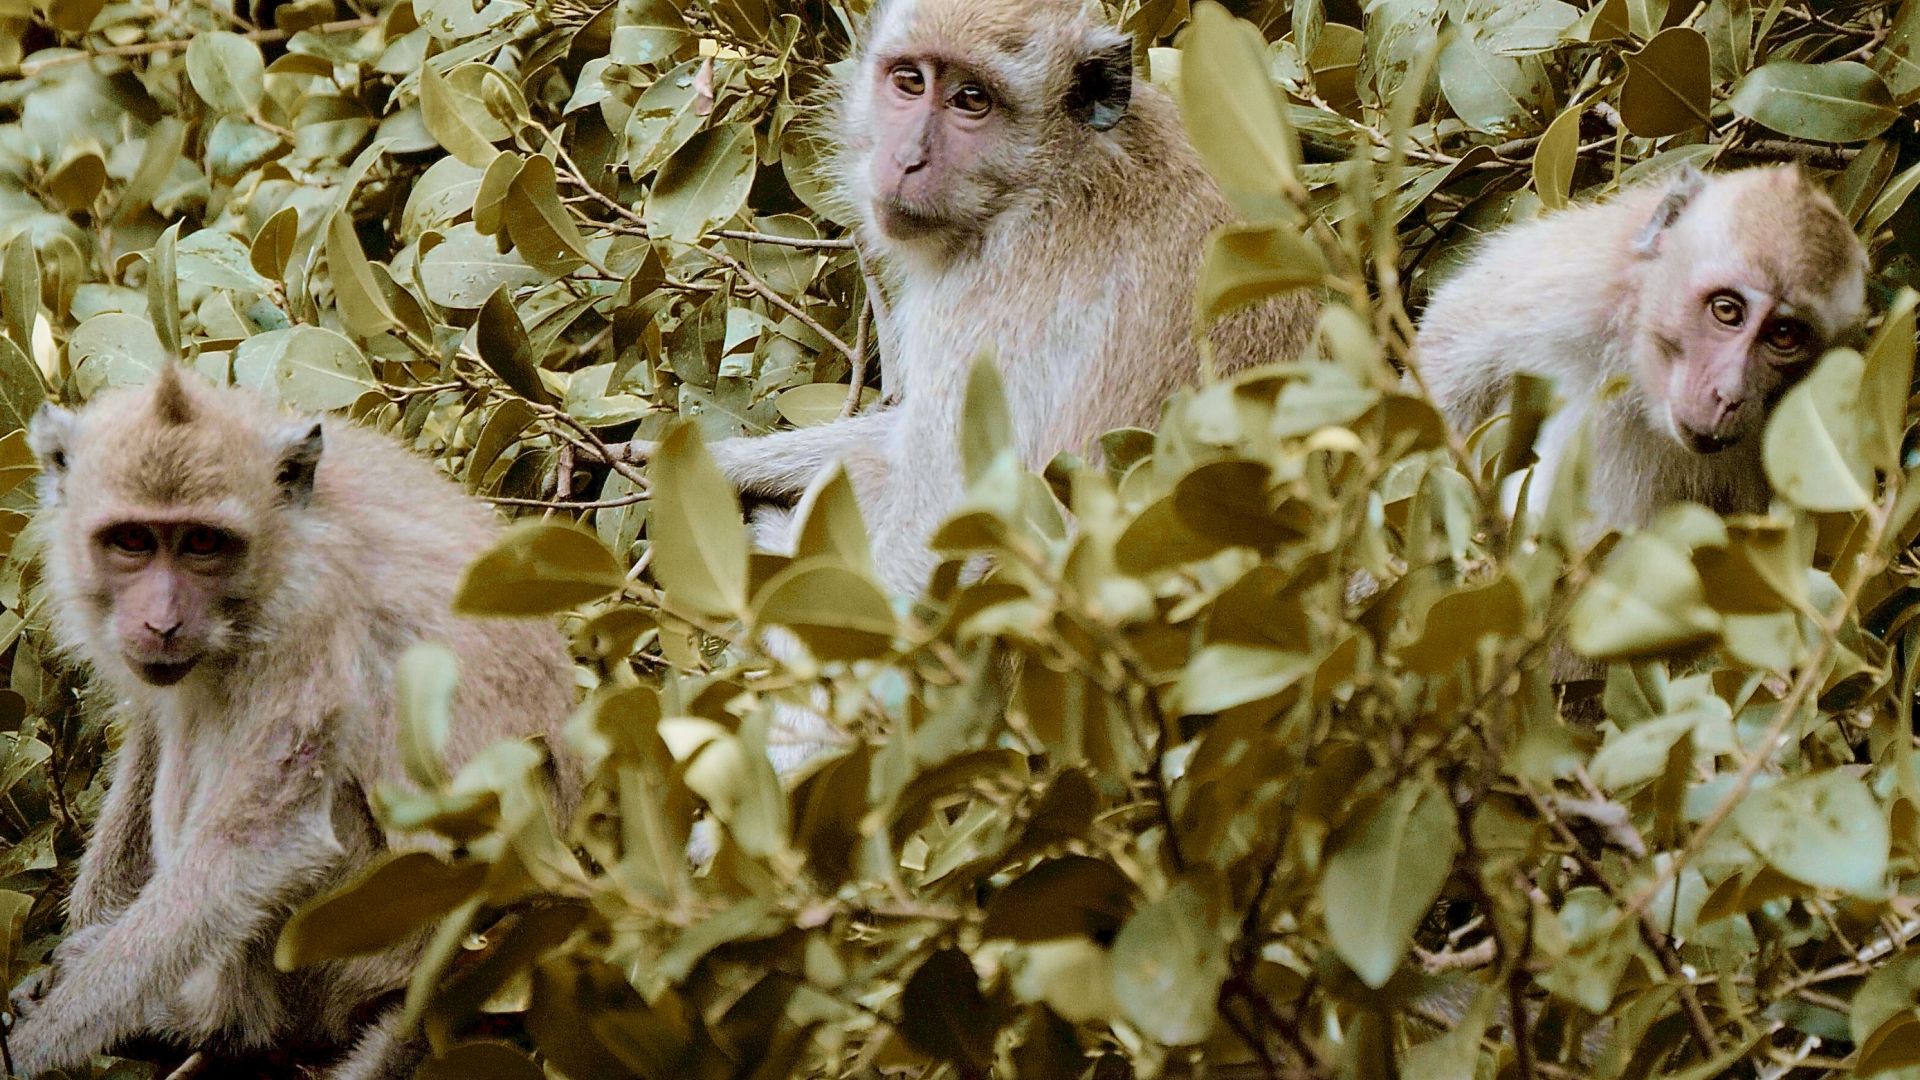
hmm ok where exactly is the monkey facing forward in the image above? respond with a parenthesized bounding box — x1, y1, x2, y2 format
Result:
(642, 0, 1318, 596)
(3, 366, 578, 1079)
(1416, 164, 1869, 533)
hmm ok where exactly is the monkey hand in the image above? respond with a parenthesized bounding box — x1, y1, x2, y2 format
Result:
(7, 963, 50, 1022)
(605, 439, 657, 466)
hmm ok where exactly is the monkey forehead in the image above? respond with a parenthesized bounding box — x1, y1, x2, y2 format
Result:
(868, 0, 1106, 84)
(65, 380, 294, 510)
(1676, 170, 1867, 322)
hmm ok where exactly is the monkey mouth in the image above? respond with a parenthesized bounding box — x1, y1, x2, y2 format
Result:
(134, 659, 199, 686)
(1678, 429, 1738, 454)
(874, 199, 954, 240)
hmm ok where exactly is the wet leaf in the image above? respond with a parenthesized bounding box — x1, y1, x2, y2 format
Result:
(1620, 28, 1711, 137)
(1729, 61, 1900, 142)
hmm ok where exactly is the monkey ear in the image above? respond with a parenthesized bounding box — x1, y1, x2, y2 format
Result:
(28, 403, 76, 474)
(275, 422, 325, 505)
(1069, 34, 1133, 132)
(1632, 165, 1707, 256)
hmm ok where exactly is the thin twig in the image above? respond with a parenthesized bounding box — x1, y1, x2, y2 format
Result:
(488, 490, 650, 510)
(20, 16, 379, 77)
(714, 229, 857, 250)
(841, 287, 874, 418)
(164, 1052, 209, 1080)
(707, 249, 859, 365)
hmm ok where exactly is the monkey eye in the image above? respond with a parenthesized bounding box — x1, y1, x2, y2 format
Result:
(1707, 293, 1746, 327)
(179, 526, 233, 558)
(103, 525, 157, 555)
(1763, 319, 1809, 354)
(950, 83, 993, 116)
(890, 65, 926, 97)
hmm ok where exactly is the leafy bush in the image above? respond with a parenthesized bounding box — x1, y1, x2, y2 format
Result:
(4, 1, 1920, 1078)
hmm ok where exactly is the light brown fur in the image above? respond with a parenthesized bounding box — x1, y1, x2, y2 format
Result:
(649, 0, 1315, 773)
(5, 367, 579, 1078)
(1417, 165, 1867, 535)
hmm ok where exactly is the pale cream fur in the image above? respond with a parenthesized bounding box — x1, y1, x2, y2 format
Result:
(5, 367, 579, 1079)
(1417, 164, 1867, 535)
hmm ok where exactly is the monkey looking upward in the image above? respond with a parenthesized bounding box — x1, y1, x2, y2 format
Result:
(637, 0, 1318, 597)
(5, 366, 578, 1079)
(1416, 165, 1868, 534)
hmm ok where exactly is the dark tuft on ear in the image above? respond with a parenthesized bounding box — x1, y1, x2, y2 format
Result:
(276, 422, 325, 506)
(1632, 165, 1707, 256)
(28, 403, 76, 474)
(1067, 34, 1133, 132)
(152, 363, 194, 426)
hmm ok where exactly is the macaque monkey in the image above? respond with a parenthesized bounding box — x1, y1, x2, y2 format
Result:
(1416, 164, 1869, 533)
(622, 0, 1318, 775)
(4, 366, 578, 1079)
(625, 0, 1316, 596)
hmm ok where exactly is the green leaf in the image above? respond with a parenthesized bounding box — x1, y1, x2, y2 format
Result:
(455, 521, 627, 616)
(1319, 780, 1459, 988)
(645, 123, 757, 244)
(476, 287, 559, 406)
(1732, 771, 1889, 896)
(1764, 349, 1873, 513)
(647, 421, 750, 620)
(1860, 289, 1917, 475)
(1568, 532, 1722, 660)
(1177, 2, 1304, 219)
(1110, 879, 1230, 1045)
(1438, 31, 1551, 136)
(1532, 104, 1581, 210)
(1620, 27, 1711, 137)
(397, 644, 459, 788)
(900, 948, 1001, 1071)
(1729, 61, 1900, 142)
(791, 464, 875, 576)
(1195, 220, 1328, 326)
(981, 856, 1136, 942)
(504, 154, 595, 275)
(751, 560, 898, 663)
(276, 851, 486, 970)
(68, 312, 166, 399)
(421, 63, 502, 167)
(186, 31, 266, 115)
(327, 211, 401, 340)
(147, 222, 182, 360)
(418, 1042, 545, 1080)
(232, 325, 376, 411)
(960, 353, 1015, 487)
(419, 223, 547, 310)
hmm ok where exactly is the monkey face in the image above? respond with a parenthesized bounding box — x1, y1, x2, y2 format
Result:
(848, 0, 1136, 253)
(1649, 283, 1821, 454)
(89, 520, 248, 685)
(1630, 166, 1867, 457)
(29, 365, 325, 691)
(864, 55, 1012, 243)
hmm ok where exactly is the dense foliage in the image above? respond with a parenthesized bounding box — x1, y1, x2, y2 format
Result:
(6, 0, 1920, 1078)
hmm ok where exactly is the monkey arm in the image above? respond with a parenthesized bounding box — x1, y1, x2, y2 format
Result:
(4, 782, 345, 1075)
(66, 723, 158, 928)
(706, 410, 898, 498)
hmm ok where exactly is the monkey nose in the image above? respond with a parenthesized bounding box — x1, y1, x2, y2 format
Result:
(145, 620, 181, 641)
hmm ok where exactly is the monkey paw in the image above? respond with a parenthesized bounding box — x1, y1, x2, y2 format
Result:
(6, 964, 50, 1021)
